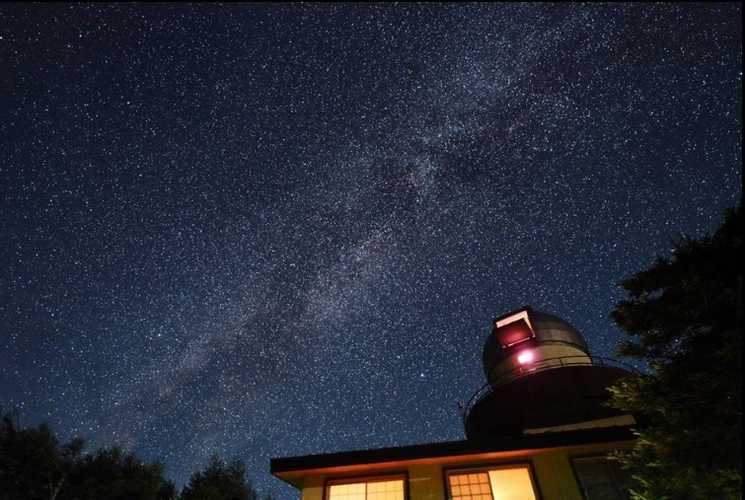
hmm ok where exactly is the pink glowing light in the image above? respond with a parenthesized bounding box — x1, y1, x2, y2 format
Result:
(517, 350, 534, 365)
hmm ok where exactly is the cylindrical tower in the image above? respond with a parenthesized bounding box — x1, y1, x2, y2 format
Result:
(464, 307, 633, 441)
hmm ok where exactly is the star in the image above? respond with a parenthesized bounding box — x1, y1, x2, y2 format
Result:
(0, 3, 740, 497)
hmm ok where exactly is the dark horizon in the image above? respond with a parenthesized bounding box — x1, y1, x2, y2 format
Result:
(0, 3, 741, 497)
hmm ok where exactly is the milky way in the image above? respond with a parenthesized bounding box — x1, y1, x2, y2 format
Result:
(0, 3, 741, 497)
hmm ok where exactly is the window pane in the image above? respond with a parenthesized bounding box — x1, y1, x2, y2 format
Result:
(488, 467, 537, 500)
(367, 479, 404, 500)
(448, 472, 491, 500)
(328, 482, 366, 500)
(448, 467, 537, 500)
(572, 457, 632, 500)
(328, 479, 404, 500)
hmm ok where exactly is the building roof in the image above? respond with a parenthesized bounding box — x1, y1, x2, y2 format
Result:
(270, 425, 635, 476)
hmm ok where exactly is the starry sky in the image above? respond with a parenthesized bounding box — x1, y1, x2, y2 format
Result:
(0, 3, 741, 497)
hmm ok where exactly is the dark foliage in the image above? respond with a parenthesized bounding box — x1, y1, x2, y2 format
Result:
(57, 446, 175, 500)
(0, 411, 83, 500)
(0, 411, 265, 500)
(609, 205, 742, 499)
(180, 455, 257, 500)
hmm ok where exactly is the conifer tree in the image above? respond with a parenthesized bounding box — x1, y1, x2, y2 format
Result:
(609, 206, 742, 499)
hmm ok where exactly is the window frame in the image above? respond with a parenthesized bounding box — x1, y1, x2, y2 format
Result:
(324, 472, 409, 500)
(568, 453, 631, 500)
(443, 460, 543, 500)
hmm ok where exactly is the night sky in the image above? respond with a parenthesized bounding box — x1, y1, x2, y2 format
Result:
(1, 3, 741, 497)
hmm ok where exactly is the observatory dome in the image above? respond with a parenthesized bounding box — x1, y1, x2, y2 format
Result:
(482, 311, 589, 380)
(464, 307, 633, 440)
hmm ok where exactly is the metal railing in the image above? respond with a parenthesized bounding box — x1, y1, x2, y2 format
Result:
(461, 355, 638, 425)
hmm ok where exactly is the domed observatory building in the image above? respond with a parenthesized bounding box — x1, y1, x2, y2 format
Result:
(272, 307, 637, 500)
(467, 308, 634, 439)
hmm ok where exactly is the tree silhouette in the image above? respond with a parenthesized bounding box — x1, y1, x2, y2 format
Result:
(57, 446, 175, 500)
(609, 205, 742, 499)
(0, 410, 83, 500)
(0, 412, 275, 499)
(180, 455, 258, 500)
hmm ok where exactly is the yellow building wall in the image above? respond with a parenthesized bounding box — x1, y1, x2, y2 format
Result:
(295, 443, 628, 500)
(300, 475, 324, 500)
(408, 464, 446, 500)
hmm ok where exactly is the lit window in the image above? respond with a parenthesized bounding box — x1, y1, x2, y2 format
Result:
(327, 477, 405, 500)
(571, 456, 632, 500)
(447, 465, 537, 500)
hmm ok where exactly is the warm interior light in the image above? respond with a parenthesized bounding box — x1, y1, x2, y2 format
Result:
(517, 350, 534, 364)
(496, 320, 534, 348)
(493, 308, 535, 348)
(488, 467, 538, 500)
(448, 467, 537, 500)
(328, 479, 404, 500)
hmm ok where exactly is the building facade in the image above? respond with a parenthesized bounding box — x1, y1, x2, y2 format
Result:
(272, 307, 636, 500)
